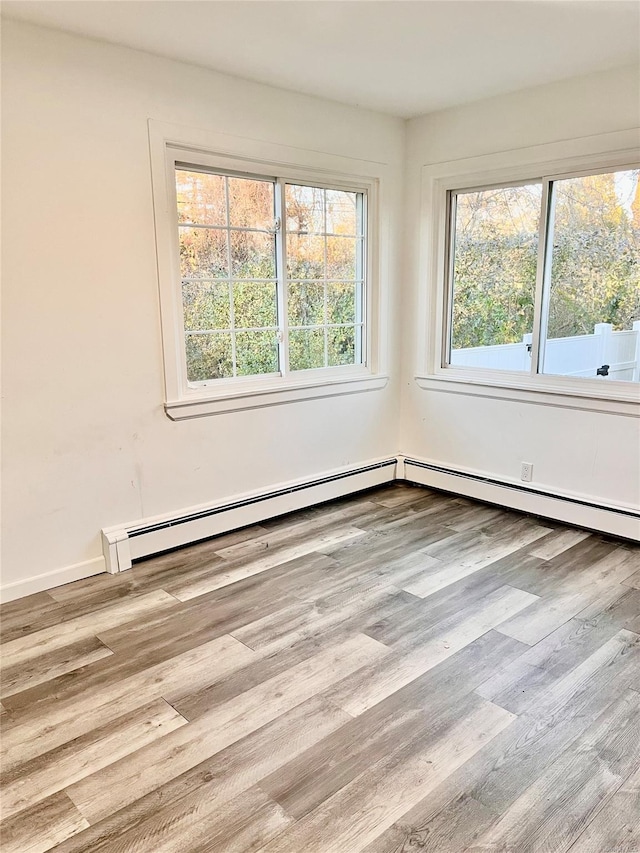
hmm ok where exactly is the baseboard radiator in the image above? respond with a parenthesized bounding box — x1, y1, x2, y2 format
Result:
(3, 454, 635, 602)
(101, 454, 639, 575)
(101, 458, 399, 573)
(399, 456, 640, 542)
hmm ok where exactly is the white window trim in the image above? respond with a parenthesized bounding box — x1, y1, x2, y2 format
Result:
(415, 128, 640, 416)
(149, 119, 388, 419)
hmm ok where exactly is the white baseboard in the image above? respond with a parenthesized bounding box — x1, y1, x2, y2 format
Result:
(101, 456, 399, 573)
(5, 454, 638, 602)
(399, 454, 640, 542)
(0, 556, 106, 604)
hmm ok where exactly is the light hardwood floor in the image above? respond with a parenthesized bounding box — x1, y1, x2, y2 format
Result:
(1, 484, 639, 853)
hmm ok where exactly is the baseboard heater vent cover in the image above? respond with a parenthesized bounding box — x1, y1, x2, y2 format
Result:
(101, 457, 398, 573)
(401, 456, 640, 542)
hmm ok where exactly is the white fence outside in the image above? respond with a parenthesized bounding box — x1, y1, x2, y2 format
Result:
(451, 321, 640, 382)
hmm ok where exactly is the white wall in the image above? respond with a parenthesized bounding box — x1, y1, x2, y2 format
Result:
(401, 65, 640, 510)
(1, 20, 405, 593)
(2, 21, 639, 599)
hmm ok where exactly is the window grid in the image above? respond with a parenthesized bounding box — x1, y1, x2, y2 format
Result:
(224, 176, 237, 375)
(284, 183, 364, 371)
(186, 327, 278, 335)
(284, 230, 365, 239)
(288, 323, 365, 331)
(181, 277, 281, 283)
(274, 179, 290, 377)
(176, 168, 366, 383)
(323, 198, 328, 366)
(178, 171, 279, 381)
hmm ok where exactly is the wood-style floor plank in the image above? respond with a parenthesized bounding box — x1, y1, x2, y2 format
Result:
(361, 793, 498, 853)
(370, 484, 430, 508)
(230, 579, 402, 654)
(368, 675, 638, 853)
(567, 764, 640, 853)
(469, 665, 639, 818)
(496, 546, 640, 645)
(0, 590, 178, 668)
(51, 697, 347, 853)
(0, 699, 186, 819)
(98, 785, 292, 853)
(0, 592, 63, 645)
(401, 520, 550, 599)
(469, 687, 640, 852)
(0, 483, 638, 853)
(66, 633, 388, 824)
(528, 528, 591, 561)
(0, 633, 256, 771)
(0, 792, 89, 853)
(327, 585, 538, 716)
(260, 630, 525, 822)
(624, 567, 640, 589)
(170, 525, 367, 600)
(0, 635, 113, 699)
(257, 698, 516, 853)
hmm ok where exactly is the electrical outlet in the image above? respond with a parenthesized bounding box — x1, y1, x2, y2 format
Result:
(521, 462, 533, 482)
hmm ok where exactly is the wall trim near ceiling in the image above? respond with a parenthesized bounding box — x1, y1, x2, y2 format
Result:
(3, 453, 637, 601)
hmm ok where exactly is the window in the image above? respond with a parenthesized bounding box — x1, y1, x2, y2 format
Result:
(149, 122, 386, 418)
(175, 166, 366, 388)
(444, 166, 640, 388)
(449, 183, 542, 372)
(177, 169, 280, 381)
(286, 185, 365, 371)
(540, 170, 640, 383)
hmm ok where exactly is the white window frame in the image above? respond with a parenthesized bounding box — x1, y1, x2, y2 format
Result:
(416, 129, 640, 415)
(149, 120, 387, 419)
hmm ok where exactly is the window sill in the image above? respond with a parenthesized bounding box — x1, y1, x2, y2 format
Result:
(165, 373, 389, 419)
(415, 372, 640, 416)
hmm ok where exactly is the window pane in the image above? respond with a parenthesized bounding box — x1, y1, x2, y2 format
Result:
(233, 282, 277, 329)
(289, 328, 325, 370)
(541, 169, 640, 383)
(176, 169, 226, 226)
(183, 282, 230, 331)
(235, 331, 279, 376)
(286, 234, 325, 279)
(288, 281, 325, 326)
(328, 326, 356, 366)
(175, 171, 367, 382)
(285, 185, 324, 234)
(179, 227, 228, 278)
(286, 183, 365, 372)
(230, 230, 275, 279)
(186, 333, 233, 381)
(327, 283, 357, 325)
(449, 184, 542, 371)
(326, 236, 358, 280)
(228, 177, 275, 230)
(326, 189, 358, 236)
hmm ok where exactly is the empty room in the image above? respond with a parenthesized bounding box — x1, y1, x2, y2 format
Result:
(1, 1, 639, 851)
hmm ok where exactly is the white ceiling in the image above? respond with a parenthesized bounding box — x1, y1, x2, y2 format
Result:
(3, 1, 639, 118)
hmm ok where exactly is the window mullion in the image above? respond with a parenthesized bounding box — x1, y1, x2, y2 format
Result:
(443, 191, 457, 369)
(224, 177, 237, 378)
(355, 193, 364, 365)
(323, 190, 329, 368)
(275, 178, 289, 377)
(530, 178, 554, 378)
